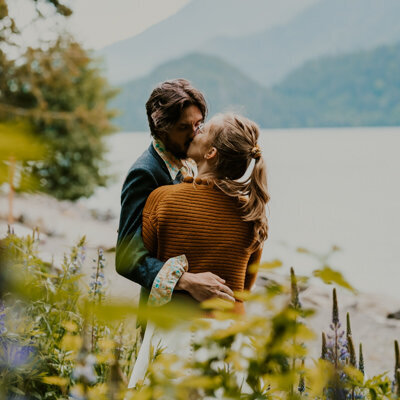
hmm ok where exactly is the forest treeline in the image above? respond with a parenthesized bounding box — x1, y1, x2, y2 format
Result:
(113, 43, 400, 131)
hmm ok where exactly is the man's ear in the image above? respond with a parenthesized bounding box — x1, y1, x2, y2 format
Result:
(204, 147, 217, 160)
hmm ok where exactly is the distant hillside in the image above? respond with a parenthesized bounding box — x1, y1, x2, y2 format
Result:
(112, 43, 400, 131)
(201, 0, 400, 86)
(267, 42, 400, 127)
(99, 0, 318, 84)
(101, 0, 400, 87)
(111, 53, 267, 131)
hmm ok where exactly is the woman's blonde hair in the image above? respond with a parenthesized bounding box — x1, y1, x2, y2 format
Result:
(208, 113, 270, 251)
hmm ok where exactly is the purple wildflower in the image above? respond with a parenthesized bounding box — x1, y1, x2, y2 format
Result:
(1, 340, 35, 369)
(88, 248, 106, 301)
(0, 301, 6, 335)
(71, 242, 86, 274)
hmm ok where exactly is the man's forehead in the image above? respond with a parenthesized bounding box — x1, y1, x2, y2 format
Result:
(178, 106, 203, 123)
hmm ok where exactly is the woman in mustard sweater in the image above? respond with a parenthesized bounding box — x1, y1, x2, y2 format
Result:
(129, 113, 270, 387)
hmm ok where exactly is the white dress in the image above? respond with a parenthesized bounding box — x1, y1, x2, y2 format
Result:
(128, 320, 194, 388)
(127, 318, 250, 391)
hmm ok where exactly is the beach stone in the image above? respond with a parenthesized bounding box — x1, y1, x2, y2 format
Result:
(387, 310, 400, 319)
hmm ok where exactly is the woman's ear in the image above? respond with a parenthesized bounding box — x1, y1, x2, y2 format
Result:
(204, 147, 217, 160)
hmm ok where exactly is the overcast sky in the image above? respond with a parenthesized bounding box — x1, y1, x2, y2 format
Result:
(69, 0, 189, 49)
(9, 0, 318, 51)
(6, 0, 188, 50)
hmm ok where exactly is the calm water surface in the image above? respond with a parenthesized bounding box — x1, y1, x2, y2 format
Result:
(86, 127, 400, 300)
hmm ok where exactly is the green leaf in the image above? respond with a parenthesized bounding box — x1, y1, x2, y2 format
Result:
(344, 365, 364, 385)
(258, 259, 283, 270)
(42, 376, 69, 386)
(200, 297, 235, 311)
(313, 265, 356, 292)
(0, 121, 46, 161)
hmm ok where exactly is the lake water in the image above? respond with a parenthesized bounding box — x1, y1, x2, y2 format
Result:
(84, 127, 400, 300)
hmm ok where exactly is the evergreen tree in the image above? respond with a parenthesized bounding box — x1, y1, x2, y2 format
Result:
(0, 0, 117, 200)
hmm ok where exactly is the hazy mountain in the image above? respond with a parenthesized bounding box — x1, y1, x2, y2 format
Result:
(99, 0, 318, 84)
(268, 42, 400, 127)
(200, 0, 400, 86)
(112, 43, 400, 130)
(111, 53, 267, 131)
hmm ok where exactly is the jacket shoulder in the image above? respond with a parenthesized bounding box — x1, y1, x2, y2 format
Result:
(127, 145, 168, 178)
(121, 145, 174, 195)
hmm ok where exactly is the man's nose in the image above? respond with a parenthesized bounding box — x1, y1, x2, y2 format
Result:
(189, 125, 197, 138)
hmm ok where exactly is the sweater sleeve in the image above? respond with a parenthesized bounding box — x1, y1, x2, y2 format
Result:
(142, 187, 189, 307)
(141, 187, 161, 256)
(244, 246, 263, 291)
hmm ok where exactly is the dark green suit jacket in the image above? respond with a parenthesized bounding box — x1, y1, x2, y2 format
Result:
(116, 144, 182, 311)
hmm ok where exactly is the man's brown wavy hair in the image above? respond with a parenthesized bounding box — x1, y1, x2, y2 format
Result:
(146, 79, 208, 140)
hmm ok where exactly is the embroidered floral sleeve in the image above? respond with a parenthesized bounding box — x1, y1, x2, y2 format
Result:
(148, 255, 189, 307)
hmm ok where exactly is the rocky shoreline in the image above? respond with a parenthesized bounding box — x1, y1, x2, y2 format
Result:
(1, 192, 399, 377)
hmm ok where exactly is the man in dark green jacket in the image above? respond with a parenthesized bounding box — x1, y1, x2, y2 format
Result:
(116, 79, 234, 321)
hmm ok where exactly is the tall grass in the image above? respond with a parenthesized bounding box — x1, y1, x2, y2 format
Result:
(0, 232, 399, 399)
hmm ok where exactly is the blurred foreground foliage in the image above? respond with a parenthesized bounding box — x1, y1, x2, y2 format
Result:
(1, 233, 399, 399)
(0, 0, 118, 200)
(0, 121, 46, 193)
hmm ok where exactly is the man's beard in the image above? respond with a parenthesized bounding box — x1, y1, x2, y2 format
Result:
(164, 137, 192, 160)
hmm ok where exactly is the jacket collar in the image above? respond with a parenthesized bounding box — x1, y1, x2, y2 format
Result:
(152, 139, 196, 180)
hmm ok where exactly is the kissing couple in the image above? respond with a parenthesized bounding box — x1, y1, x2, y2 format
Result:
(115, 78, 270, 387)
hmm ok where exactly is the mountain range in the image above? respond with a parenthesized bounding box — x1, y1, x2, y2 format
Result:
(100, 0, 400, 87)
(111, 53, 265, 131)
(199, 0, 400, 86)
(105, 0, 400, 130)
(99, 0, 318, 84)
(112, 42, 400, 130)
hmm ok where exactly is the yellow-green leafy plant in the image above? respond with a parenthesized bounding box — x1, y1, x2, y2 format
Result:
(1, 235, 400, 399)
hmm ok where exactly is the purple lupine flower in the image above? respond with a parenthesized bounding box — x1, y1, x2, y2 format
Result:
(88, 248, 106, 301)
(0, 304, 37, 370)
(0, 301, 6, 335)
(321, 289, 356, 400)
(1, 340, 36, 368)
(71, 243, 86, 274)
(12, 343, 35, 367)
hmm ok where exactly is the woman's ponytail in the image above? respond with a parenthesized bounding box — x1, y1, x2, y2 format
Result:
(244, 154, 269, 250)
(208, 113, 270, 251)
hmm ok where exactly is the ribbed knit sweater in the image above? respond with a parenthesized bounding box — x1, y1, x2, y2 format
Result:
(142, 177, 262, 314)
